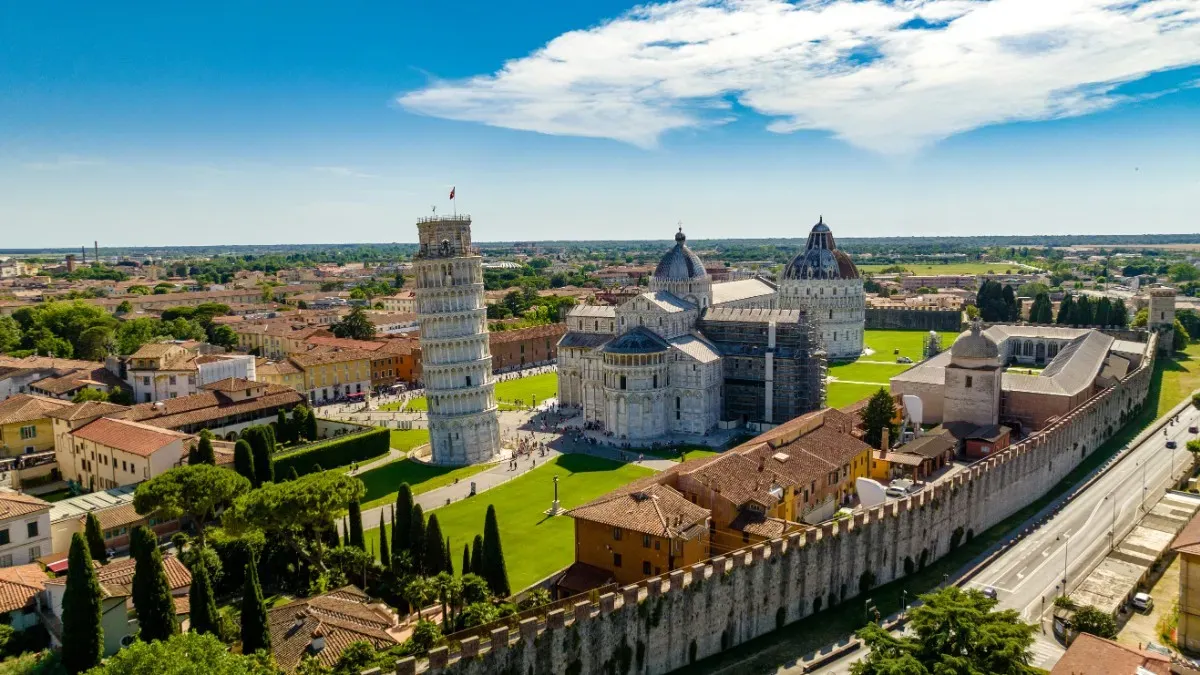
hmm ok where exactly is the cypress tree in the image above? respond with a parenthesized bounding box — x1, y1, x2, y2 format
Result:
(471, 535, 485, 578)
(482, 505, 510, 597)
(84, 512, 108, 564)
(304, 408, 318, 441)
(233, 439, 256, 485)
(287, 466, 300, 481)
(189, 560, 219, 637)
(462, 543, 471, 579)
(378, 511, 389, 567)
(240, 557, 271, 655)
(275, 409, 288, 444)
(393, 483, 413, 565)
(62, 533, 103, 674)
(191, 429, 216, 465)
(322, 515, 340, 550)
(424, 514, 445, 576)
(342, 516, 349, 548)
(409, 504, 426, 575)
(445, 537, 453, 575)
(130, 526, 177, 641)
(1057, 295, 1075, 325)
(251, 438, 274, 487)
(292, 405, 309, 442)
(348, 499, 365, 550)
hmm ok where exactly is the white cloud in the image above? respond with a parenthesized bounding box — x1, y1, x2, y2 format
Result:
(397, 0, 1200, 154)
(312, 166, 380, 179)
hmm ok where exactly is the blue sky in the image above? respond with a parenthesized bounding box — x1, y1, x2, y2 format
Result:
(2, 0, 1199, 247)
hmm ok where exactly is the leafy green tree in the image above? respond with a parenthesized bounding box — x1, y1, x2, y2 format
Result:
(77, 325, 116, 360)
(189, 558, 220, 637)
(444, 536, 453, 575)
(1094, 297, 1113, 327)
(462, 544, 471, 579)
(861, 388, 896, 449)
(1028, 293, 1053, 324)
(378, 512, 389, 566)
(0, 315, 22, 353)
(115, 300, 134, 314)
(190, 429, 216, 466)
(233, 439, 256, 485)
(409, 503, 426, 575)
(392, 484, 413, 571)
(347, 499, 365, 550)
(1175, 318, 1191, 351)
(470, 535, 485, 578)
(460, 573, 490, 604)
(1074, 294, 1094, 325)
(251, 441, 274, 486)
(326, 545, 374, 589)
(290, 405, 310, 442)
(407, 619, 443, 656)
(207, 324, 239, 349)
(424, 514, 446, 575)
(62, 533, 104, 674)
(332, 641, 379, 675)
(431, 571, 461, 630)
(1169, 262, 1200, 282)
(130, 526, 178, 641)
(330, 306, 376, 341)
(239, 558, 271, 655)
(134, 464, 252, 548)
(482, 505, 510, 597)
(223, 471, 365, 572)
(73, 387, 110, 403)
(1071, 605, 1117, 639)
(85, 512, 109, 564)
(305, 408, 318, 441)
(90, 631, 279, 674)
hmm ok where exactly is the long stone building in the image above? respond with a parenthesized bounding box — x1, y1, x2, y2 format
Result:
(413, 215, 501, 466)
(557, 226, 830, 440)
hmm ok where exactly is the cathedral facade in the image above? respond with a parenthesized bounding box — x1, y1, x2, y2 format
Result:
(558, 219, 864, 441)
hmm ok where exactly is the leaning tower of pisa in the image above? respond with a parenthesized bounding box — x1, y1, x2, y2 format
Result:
(413, 215, 501, 466)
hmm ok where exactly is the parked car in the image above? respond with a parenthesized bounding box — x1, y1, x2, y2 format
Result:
(1189, 425, 1197, 433)
(1132, 592, 1154, 613)
(886, 479, 916, 498)
(896, 356, 913, 364)
(1167, 440, 1178, 449)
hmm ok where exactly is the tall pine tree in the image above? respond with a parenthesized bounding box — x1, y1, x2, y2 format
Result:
(424, 514, 445, 575)
(130, 526, 177, 641)
(240, 557, 271, 655)
(250, 436, 274, 486)
(409, 504, 426, 575)
(84, 512, 108, 564)
(275, 409, 289, 444)
(1056, 295, 1075, 325)
(482, 505, 510, 597)
(191, 429, 216, 466)
(462, 543, 471, 579)
(189, 560, 219, 637)
(233, 439, 256, 486)
(471, 535, 485, 578)
(378, 511, 389, 567)
(62, 533, 103, 674)
(304, 408, 318, 442)
(392, 484, 413, 571)
(348, 499, 365, 550)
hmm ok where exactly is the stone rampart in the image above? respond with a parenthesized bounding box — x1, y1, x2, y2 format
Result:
(866, 308, 963, 332)
(379, 333, 1157, 675)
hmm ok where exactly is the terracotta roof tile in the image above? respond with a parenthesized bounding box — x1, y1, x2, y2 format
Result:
(71, 417, 189, 457)
(122, 384, 304, 430)
(0, 394, 73, 425)
(569, 482, 709, 539)
(288, 350, 375, 367)
(489, 323, 568, 344)
(0, 490, 51, 519)
(267, 586, 401, 672)
(1050, 633, 1169, 675)
(1172, 511, 1200, 556)
(0, 564, 48, 613)
(45, 401, 131, 423)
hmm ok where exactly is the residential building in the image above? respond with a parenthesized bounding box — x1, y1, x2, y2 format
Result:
(61, 417, 191, 490)
(1050, 633, 1169, 675)
(1172, 511, 1200, 652)
(46, 486, 137, 558)
(380, 290, 416, 313)
(122, 378, 305, 438)
(0, 394, 72, 456)
(490, 323, 566, 372)
(365, 311, 419, 335)
(287, 349, 373, 405)
(378, 338, 421, 386)
(0, 355, 126, 401)
(257, 359, 306, 391)
(267, 586, 403, 673)
(0, 564, 49, 630)
(43, 554, 192, 655)
(88, 502, 179, 555)
(0, 491, 52, 568)
(233, 323, 324, 360)
(125, 342, 256, 403)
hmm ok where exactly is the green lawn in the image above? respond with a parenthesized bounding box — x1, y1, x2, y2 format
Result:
(638, 445, 723, 462)
(357, 458, 494, 510)
(388, 428, 429, 452)
(826, 382, 888, 409)
(827, 361, 912, 383)
(823, 329, 957, 409)
(493, 372, 558, 408)
(856, 262, 1036, 275)
(1157, 342, 1200, 416)
(363, 454, 654, 592)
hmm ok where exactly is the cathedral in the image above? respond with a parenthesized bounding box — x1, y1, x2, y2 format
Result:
(557, 218, 865, 440)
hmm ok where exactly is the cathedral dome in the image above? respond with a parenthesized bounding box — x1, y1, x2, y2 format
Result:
(653, 227, 708, 283)
(603, 327, 670, 354)
(950, 322, 1000, 362)
(782, 217, 860, 281)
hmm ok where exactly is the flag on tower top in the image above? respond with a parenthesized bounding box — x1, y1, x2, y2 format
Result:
(449, 186, 455, 200)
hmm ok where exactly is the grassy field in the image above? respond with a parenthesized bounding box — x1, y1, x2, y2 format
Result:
(856, 261, 1036, 275)
(363, 454, 653, 592)
(357, 458, 493, 510)
(388, 428, 429, 452)
(377, 372, 558, 413)
(825, 329, 957, 409)
(692, 346, 1198, 674)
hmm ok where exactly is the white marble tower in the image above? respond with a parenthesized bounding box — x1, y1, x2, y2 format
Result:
(413, 215, 501, 466)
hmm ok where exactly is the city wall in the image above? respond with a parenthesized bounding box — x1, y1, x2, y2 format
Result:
(375, 333, 1157, 675)
(865, 307, 963, 332)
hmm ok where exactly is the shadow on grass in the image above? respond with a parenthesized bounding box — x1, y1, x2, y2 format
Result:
(689, 358, 1172, 675)
(553, 453, 627, 475)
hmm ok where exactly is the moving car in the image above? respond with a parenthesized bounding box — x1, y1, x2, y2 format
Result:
(1167, 440, 1178, 449)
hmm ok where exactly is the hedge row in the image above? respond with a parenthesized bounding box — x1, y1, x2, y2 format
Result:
(274, 427, 389, 477)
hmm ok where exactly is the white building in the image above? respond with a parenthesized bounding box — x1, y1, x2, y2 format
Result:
(126, 343, 254, 403)
(0, 491, 52, 568)
(777, 218, 866, 359)
(59, 417, 190, 491)
(413, 215, 502, 466)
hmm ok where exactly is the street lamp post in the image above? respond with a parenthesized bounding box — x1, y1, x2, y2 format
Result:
(1057, 533, 1070, 587)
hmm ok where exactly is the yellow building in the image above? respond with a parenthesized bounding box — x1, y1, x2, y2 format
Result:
(256, 359, 306, 391)
(1173, 514, 1200, 652)
(62, 417, 191, 491)
(0, 395, 72, 456)
(286, 349, 374, 405)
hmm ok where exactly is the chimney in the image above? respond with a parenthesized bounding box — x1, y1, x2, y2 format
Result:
(309, 628, 326, 653)
(880, 427, 890, 451)
(291, 612, 305, 632)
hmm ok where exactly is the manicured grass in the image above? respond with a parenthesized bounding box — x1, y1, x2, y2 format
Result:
(357, 459, 493, 510)
(823, 329, 957, 410)
(638, 444, 723, 462)
(827, 382, 888, 409)
(388, 428, 429, 452)
(363, 454, 654, 592)
(856, 262, 1036, 275)
(828, 361, 912, 383)
(1158, 342, 1200, 416)
(861, 329, 957, 363)
(679, 448, 720, 462)
(493, 372, 558, 408)
(405, 397, 428, 411)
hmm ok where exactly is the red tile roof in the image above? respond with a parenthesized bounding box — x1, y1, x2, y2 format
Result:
(267, 586, 401, 672)
(0, 490, 51, 519)
(0, 394, 73, 425)
(570, 478, 709, 539)
(71, 417, 189, 456)
(0, 564, 48, 613)
(1173, 511, 1200, 556)
(1050, 633, 1170, 675)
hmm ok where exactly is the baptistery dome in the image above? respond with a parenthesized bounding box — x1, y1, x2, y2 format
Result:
(782, 217, 861, 281)
(653, 227, 708, 283)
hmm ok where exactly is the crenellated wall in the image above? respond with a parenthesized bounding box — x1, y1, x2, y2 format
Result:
(372, 333, 1156, 675)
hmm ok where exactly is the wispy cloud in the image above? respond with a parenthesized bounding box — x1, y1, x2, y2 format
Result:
(312, 166, 380, 179)
(23, 155, 107, 170)
(398, 0, 1200, 154)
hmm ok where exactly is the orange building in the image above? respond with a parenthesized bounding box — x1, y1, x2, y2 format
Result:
(489, 323, 566, 372)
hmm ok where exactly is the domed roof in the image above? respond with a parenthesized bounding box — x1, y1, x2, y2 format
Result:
(950, 321, 1000, 361)
(653, 227, 709, 283)
(782, 217, 860, 281)
(603, 327, 670, 354)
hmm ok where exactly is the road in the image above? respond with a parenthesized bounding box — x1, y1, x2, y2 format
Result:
(803, 402, 1198, 675)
